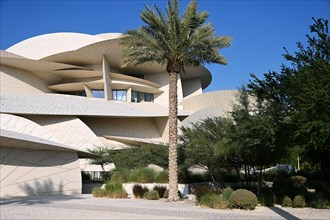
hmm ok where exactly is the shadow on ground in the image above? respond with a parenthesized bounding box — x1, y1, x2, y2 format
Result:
(269, 206, 301, 220)
(0, 194, 87, 206)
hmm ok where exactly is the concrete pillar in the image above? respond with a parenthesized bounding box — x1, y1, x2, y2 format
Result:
(102, 56, 112, 100)
(127, 87, 132, 103)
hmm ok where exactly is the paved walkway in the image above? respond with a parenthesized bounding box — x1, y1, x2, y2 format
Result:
(0, 195, 329, 220)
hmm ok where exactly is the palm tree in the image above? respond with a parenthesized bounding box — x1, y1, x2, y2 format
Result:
(119, 0, 231, 201)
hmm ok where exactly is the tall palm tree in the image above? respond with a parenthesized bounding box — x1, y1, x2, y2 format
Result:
(119, 0, 231, 201)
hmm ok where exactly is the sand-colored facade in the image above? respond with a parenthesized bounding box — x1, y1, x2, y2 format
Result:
(0, 33, 237, 197)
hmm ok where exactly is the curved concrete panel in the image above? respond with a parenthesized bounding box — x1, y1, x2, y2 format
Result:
(6, 32, 104, 60)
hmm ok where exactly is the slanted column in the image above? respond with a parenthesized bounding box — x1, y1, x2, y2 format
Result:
(83, 84, 93, 97)
(102, 56, 112, 100)
(127, 87, 132, 103)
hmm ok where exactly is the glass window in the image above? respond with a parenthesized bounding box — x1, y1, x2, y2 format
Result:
(131, 90, 154, 103)
(112, 90, 127, 101)
(92, 90, 104, 98)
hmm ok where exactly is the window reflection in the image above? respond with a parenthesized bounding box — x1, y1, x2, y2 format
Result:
(131, 90, 154, 102)
(112, 90, 127, 101)
(92, 90, 104, 98)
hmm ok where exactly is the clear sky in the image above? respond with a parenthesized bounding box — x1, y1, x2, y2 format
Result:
(1, 0, 329, 92)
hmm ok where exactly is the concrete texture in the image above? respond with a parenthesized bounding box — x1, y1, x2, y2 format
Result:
(1, 195, 329, 220)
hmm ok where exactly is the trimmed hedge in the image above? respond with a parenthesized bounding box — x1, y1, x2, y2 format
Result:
(229, 189, 258, 210)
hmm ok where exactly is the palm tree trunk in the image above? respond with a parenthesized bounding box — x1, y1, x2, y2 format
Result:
(168, 71, 179, 202)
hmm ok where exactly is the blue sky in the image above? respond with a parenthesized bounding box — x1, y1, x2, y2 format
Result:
(1, 0, 329, 92)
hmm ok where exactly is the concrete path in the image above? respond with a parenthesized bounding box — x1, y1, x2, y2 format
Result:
(0, 194, 329, 220)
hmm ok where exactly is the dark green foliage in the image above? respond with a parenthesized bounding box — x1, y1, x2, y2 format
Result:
(143, 190, 160, 200)
(163, 189, 169, 199)
(308, 193, 329, 209)
(282, 196, 293, 207)
(293, 195, 306, 208)
(258, 194, 275, 207)
(89, 144, 171, 170)
(153, 185, 167, 198)
(248, 18, 330, 174)
(199, 193, 228, 209)
(180, 117, 234, 183)
(263, 169, 289, 182)
(92, 187, 106, 198)
(222, 187, 234, 201)
(104, 181, 128, 198)
(194, 185, 217, 202)
(229, 189, 258, 210)
(133, 184, 149, 199)
(273, 175, 308, 203)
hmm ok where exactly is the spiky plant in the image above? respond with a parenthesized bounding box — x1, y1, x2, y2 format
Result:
(120, 0, 231, 201)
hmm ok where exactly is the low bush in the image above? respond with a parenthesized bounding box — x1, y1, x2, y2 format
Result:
(144, 190, 160, 200)
(194, 185, 217, 202)
(229, 189, 258, 210)
(153, 185, 167, 198)
(282, 196, 293, 207)
(104, 181, 127, 198)
(258, 194, 275, 207)
(92, 187, 106, 198)
(273, 175, 308, 203)
(308, 193, 329, 209)
(155, 171, 168, 183)
(222, 187, 234, 201)
(133, 184, 149, 199)
(293, 195, 306, 208)
(128, 168, 156, 183)
(110, 168, 129, 183)
(199, 193, 228, 209)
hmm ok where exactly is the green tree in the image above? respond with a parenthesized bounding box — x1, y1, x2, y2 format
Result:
(230, 88, 277, 196)
(248, 18, 330, 173)
(119, 0, 231, 201)
(180, 117, 233, 183)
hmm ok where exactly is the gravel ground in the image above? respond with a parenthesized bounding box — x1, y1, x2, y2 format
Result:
(1, 194, 329, 220)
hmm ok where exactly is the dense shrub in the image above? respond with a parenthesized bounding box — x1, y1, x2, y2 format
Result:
(293, 195, 306, 208)
(229, 189, 258, 210)
(155, 171, 168, 183)
(308, 193, 329, 209)
(144, 190, 160, 200)
(282, 196, 293, 207)
(263, 169, 288, 182)
(199, 193, 228, 209)
(133, 184, 149, 199)
(153, 185, 167, 198)
(222, 187, 234, 201)
(92, 187, 106, 198)
(104, 181, 127, 198)
(128, 168, 156, 183)
(273, 175, 308, 203)
(258, 194, 275, 207)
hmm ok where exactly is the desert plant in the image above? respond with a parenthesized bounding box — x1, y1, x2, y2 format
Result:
(194, 185, 217, 202)
(128, 168, 156, 183)
(199, 193, 228, 209)
(155, 170, 169, 183)
(293, 195, 306, 208)
(92, 187, 106, 198)
(104, 181, 127, 198)
(153, 185, 167, 198)
(144, 190, 160, 200)
(282, 196, 293, 207)
(133, 184, 149, 199)
(229, 189, 258, 210)
(110, 168, 129, 183)
(222, 187, 234, 201)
